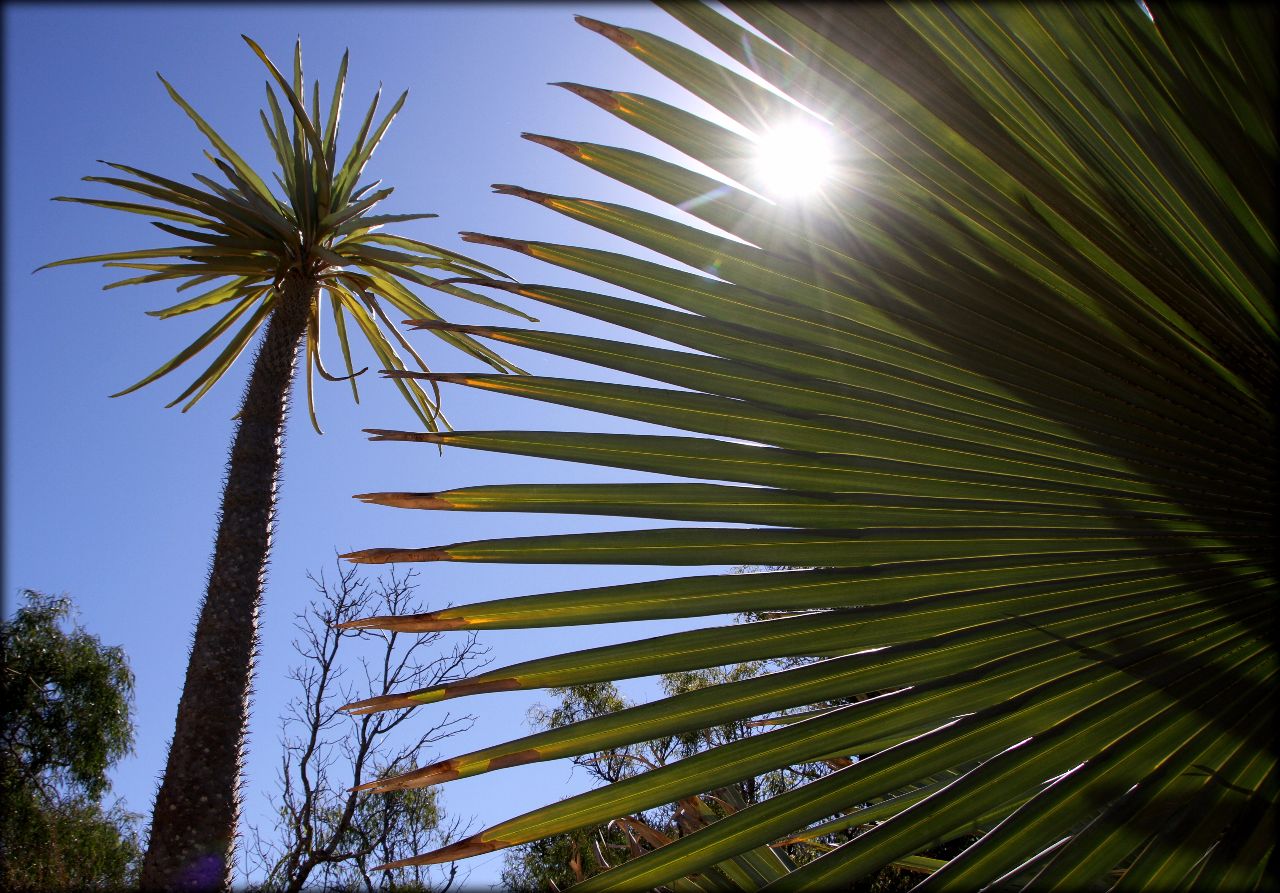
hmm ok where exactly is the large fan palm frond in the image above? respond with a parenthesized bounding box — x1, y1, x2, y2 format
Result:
(344, 3, 1274, 890)
(40, 35, 527, 433)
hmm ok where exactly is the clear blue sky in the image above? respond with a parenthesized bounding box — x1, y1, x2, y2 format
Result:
(4, 2, 755, 886)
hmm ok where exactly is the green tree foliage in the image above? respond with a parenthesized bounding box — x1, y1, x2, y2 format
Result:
(342, 2, 1274, 889)
(0, 591, 143, 890)
(501, 668, 960, 892)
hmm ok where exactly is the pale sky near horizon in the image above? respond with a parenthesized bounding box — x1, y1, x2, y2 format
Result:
(3, 3, 765, 886)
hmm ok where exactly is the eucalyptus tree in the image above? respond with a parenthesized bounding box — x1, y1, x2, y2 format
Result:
(40, 38, 521, 890)
(341, 3, 1275, 890)
(1, 591, 141, 891)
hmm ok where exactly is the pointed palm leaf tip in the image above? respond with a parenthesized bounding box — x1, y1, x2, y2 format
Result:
(348, 3, 1274, 889)
(40, 35, 521, 433)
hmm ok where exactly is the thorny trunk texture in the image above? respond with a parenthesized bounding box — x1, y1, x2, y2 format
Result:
(141, 276, 313, 891)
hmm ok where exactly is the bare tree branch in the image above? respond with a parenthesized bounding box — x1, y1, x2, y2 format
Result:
(245, 560, 488, 891)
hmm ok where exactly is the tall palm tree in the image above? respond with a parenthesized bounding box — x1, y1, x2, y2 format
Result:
(341, 3, 1274, 890)
(40, 37, 522, 890)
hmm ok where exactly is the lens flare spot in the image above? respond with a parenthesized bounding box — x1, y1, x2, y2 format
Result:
(752, 119, 836, 199)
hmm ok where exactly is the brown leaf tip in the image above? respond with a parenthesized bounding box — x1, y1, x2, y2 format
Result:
(382, 371, 471, 384)
(491, 183, 554, 205)
(403, 318, 493, 334)
(372, 834, 502, 870)
(469, 277, 528, 295)
(363, 428, 446, 443)
(353, 759, 462, 794)
(354, 491, 454, 510)
(339, 689, 431, 716)
(522, 132, 583, 158)
(574, 16, 639, 49)
(550, 81, 621, 111)
(332, 612, 399, 630)
(341, 547, 450, 565)
(378, 369, 431, 380)
(332, 610, 467, 633)
(459, 232, 532, 255)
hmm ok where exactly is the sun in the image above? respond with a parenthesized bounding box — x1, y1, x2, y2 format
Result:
(751, 118, 836, 199)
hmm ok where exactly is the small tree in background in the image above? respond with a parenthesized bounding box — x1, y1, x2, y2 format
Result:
(245, 563, 487, 891)
(501, 666, 840, 892)
(0, 590, 143, 890)
(502, 660, 973, 892)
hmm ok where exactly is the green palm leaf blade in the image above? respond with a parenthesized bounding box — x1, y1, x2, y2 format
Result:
(396, 371, 1256, 502)
(240, 36, 328, 178)
(772, 771, 969, 847)
(370, 259, 536, 321)
(373, 608, 1261, 875)
(497, 135, 1253, 425)
(362, 271, 525, 373)
(432, 284, 1250, 481)
(365, 428, 1265, 518)
(354, 232, 513, 278)
(325, 290, 363, 401)
(353, 2, 1274, 886)
(754, 655, 1274, 893)
(343, 525, 1253, 570)
(332, 284, 440, 431)
(350, 577, 1265, 716)
(345, 589, 1262, 831)
(724, 6, 1262, 382)
(337, 554, 1253, 631)
(905, 5, 1272, 324)
(331, 212, 439, 237)
(109, 289, 264, 398)
(1026, 733, 1276, 893)
(89, 161, 291, 236)
(322, 50, 348, 165)
(150, 221, 277, 251)
(918, 677, 1274, 892)
(405, 321, 1257, 489)
(721, 0, 1269, 383)
(155, 72, 278, 208)
(551, 625, 1267, 893)
(459, 234, 1263, 461)
(51, 195, 219, 228)
(334, 88, 407, 206)
(571, 16, 812, 138)
(166, 295, 276, 412)
(487, 187, 1255, 430)
(355, 482, 1238, 533)
(146, 277, 259, 319)
(1111, 741, 1276, 891)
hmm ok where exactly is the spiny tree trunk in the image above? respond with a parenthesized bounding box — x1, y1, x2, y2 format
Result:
(141, 275, 314, 891)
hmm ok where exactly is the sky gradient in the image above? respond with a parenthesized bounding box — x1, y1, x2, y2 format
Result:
(4, 3, 760, 885)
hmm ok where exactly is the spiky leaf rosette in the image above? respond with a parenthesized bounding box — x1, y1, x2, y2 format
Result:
(345, 4, 1274, 890)
(40, 36, 527, 433)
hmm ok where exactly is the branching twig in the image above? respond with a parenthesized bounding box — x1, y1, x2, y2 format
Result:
(244, 560, 487, 891)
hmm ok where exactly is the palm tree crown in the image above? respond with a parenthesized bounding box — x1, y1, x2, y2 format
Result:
(41, 35, 526, 433)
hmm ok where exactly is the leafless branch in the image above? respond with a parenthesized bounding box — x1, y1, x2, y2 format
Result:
(244, 560, 488, 891)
